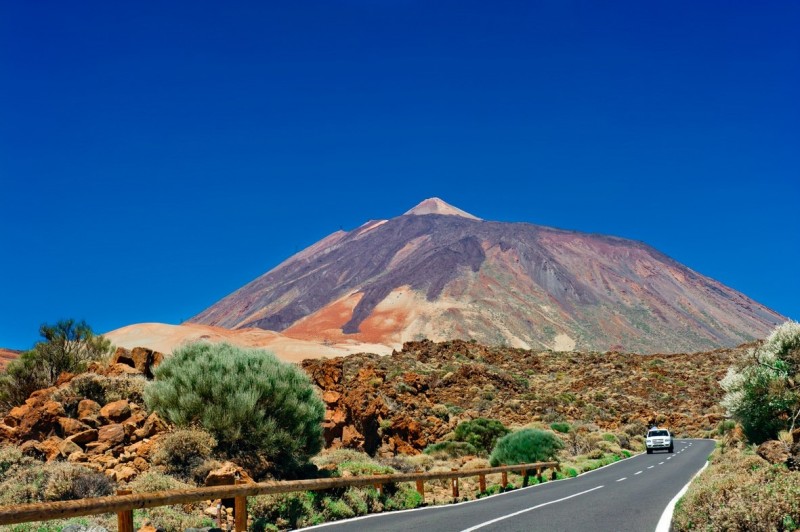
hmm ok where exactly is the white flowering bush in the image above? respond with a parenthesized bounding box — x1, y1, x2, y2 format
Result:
(720, 320, 800, 443)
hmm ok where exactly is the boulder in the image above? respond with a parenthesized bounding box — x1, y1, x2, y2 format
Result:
(59, 417, 90, 437)
(77, 399, 101, 420)
(67, 428, 99, 445)
(59, 438, 83, 458)
(105, 363, 143, 377)
(100, 400, 131, 423)
(39, 436, 65, 461)
(114, 465, 138, 482)
(204, 461, 254, 486)
(110, 347, 164, 378)
(98, 424, 126, 446)
(134, 413, 168, 439)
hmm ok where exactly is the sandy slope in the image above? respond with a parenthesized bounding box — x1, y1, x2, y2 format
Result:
(0, 348, 21, 370)
(104, 322, 391, 363)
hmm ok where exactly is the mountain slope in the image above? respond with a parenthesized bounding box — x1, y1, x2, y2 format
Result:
(189, 198, 783, 354)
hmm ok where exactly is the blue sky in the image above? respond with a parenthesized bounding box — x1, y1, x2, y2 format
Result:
(1, 1, 798, 350)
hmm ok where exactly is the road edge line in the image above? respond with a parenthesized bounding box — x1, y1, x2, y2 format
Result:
(655, 453, 710, 532)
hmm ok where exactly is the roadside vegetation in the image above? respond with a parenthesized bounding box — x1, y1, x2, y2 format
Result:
(674, 320, 800, 531)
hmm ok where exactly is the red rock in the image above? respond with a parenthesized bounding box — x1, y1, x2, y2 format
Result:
(98, 424, 126, 446)
(39, 436, 64, 461)
(59, 439, 83, 458)
(67, 428, 99, 445)
(110, 346, 164, 378)
(100, 400, 131, 423)
(115, 465, 138, 482)
(55, 372, 76, 386)
(322, 390, 342, 404)
(133, 413, 168, 439)
(105, 363, 143, 377)
(58, 417, 90, 436)
(77, 399, 101, 419)
(204, 461, 254, 486)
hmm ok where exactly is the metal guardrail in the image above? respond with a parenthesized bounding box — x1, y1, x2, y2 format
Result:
(0, 461, 559, 531)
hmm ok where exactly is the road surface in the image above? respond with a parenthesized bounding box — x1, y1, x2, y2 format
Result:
(302, 439, 714, 532)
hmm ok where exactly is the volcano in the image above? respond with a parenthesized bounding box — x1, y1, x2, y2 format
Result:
(187, 198, 783, 354)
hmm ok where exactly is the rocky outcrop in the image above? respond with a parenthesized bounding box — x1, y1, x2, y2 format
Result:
(0, 348, 168, 482)
(303, 339, 742, 456)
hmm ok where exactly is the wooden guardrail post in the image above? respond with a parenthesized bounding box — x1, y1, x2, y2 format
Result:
(116, 490, 133, 532)
(451, 468, 459, 498)
(372, 473, 384, 496)
(478, 473, 486, 493)
(234, 479, 247, 532)
(521, 468, 528, 487)
(415, 476, 425, 501)
(501, 471, 508, 489)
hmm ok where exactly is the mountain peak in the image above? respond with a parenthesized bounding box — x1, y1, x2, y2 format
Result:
(404, 197, 481, 220)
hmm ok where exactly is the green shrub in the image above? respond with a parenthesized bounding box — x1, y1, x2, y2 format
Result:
(384, 485, 424, 510)
(126, 471, 193, 492)
(453, 418, 510, 455)
(550, 422, 571, 434)
(489, 429, 564, 466)
(250, 491, 319, 529)
(721, 320, 800, 443)
(0, 445, 26, 477)
(145, 342, 325, 471)
(321, 496, 356, 520)
(423, 441, 478, 458)
(152, 428, 217, 481)
(0, 461, 114, 505)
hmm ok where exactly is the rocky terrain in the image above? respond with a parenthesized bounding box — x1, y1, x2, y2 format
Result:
(302, 339, 739, 457)
(189, 198, 783, 354)
(1, 339, 739, 482)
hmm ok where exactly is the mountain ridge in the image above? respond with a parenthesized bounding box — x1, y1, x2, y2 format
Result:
(188, 198, 784, 354)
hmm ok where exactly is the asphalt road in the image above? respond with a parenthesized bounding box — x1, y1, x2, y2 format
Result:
(302, 439, 715, 532)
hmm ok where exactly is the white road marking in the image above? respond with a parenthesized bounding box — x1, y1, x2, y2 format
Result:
(635, 471, 643, 475)
(459, 485, 605, 532)
(667, 457, 672, 460)
(659, 462, 665, 465)
(616, 477, 627, 482)
(648, 466, 654, 469)
(655, 455, 711, 532)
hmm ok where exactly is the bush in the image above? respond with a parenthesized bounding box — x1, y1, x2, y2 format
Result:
(145, 342, 325, 471)
(0, 320, 112, 410)
(152, 428, 217, 481)
(489, 429, 564, 466)
(423, 441, 478, 458)
(453, 418, 510, 455)
(721, 320, 800, 443)
(0, 461, 114, 505)
(550, 422, 571, 434)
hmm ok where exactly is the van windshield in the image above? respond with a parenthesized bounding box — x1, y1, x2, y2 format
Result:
(648, 430, 669, 437)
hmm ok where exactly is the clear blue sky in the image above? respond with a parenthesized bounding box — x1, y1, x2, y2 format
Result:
(1, 1, 798, 350)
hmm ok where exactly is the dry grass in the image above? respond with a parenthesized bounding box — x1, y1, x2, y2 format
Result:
(673, 445, 800, 531)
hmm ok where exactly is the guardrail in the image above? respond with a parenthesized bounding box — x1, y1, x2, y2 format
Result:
(0, 461, 559, 531)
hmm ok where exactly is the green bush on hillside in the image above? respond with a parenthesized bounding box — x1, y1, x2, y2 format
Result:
(453, 418, 510, 455)
(720, 320, 800, 443)
(144, 342, 325, 472)
(423, 441, 478, 458)
(489, 429, 564, 466)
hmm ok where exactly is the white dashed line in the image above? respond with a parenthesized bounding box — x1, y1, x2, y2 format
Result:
(635, 471, 642, 475)
(458, 485, 605, 532)
(659, 462, 665, 465)
(647, 466, 654, 469)
(616, 477, 627, 482)
(667, 457, 672, 460)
